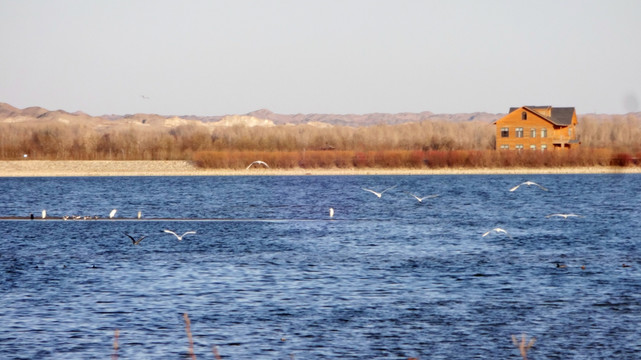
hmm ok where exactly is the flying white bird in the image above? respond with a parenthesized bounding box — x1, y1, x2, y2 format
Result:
(125, 233, 146, 245)
(546, 213, 582, 219)
(329, 207, 334, 218)
(246, 160, 270, 169)
(405, 192, 439, 202)
(362, 185, 398, 198)
(482, 227, 513, 239)
(509, 181, 548, 192)
(109, 209, 117, 218)
(162, 229, 196, 241)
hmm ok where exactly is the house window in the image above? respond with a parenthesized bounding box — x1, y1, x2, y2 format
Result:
(541, 128, 547, 138)
(530, 145, 536, 150)
(530, 128, 536, 138)
(515, 127, 524, 138)
(522, 111, 527, 120)
(500, 144, 509, 150)
(515, 144, 524, 150)
(541, 144, 547, 151)
(501, 127, 509, 137)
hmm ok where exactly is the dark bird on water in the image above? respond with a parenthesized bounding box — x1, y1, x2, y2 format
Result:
(125, 233, 146, 245)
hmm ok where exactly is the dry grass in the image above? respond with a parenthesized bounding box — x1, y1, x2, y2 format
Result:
(2, 113, 640, 161)
(192, 148, 637, 170)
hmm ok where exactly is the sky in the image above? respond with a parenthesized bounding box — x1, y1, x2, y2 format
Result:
(1, 0, 640, 116)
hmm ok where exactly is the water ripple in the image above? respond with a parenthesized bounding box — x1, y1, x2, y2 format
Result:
(0, 174, 640, 358)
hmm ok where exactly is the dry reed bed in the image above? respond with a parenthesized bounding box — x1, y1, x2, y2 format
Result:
(2, 114, 640, 161)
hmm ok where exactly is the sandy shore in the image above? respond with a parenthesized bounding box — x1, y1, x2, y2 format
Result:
(1, 160, 641, 177)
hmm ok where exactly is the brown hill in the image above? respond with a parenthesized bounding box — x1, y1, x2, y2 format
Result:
(2, 102, 639, 130)
(2, 102, 506, 128)
(242, 109, 503, 126)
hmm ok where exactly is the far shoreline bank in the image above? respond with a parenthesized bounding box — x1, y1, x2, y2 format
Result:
(1, 160, 641, 177)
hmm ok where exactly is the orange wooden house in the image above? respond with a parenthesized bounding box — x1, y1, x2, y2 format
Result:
(494, 106, 580, 150)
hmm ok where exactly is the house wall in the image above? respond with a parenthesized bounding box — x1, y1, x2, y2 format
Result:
(494, 108, 579, 150)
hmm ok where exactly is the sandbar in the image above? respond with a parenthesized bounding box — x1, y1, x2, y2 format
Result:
(1, 160, 640, 177)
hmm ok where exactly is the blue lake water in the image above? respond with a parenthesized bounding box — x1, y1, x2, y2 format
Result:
(0, 174, 640, 359)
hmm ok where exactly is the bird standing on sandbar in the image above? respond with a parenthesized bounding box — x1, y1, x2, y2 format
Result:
(109, 209, 117, 218)
(162, 229, 196, 241)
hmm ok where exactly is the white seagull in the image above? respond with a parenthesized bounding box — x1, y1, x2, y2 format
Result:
(109, 209, 117, 218)
(362, 185, 398, 198)
(329, 207, 334, 218)
(162, 229, 196, 241)
(482, 227, 513, 239)
(546, 213, 582, 219)
(246, 160, 270, 169)
(405, 192, 439, 203)
(509, 181, 548, 192)
(125, 233, 146, 245)
(42, 210, 46, 219)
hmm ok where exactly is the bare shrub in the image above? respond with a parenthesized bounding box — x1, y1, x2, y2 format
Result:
(3, 112, 641, 168)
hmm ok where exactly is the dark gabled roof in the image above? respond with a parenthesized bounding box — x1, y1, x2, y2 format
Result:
(508, 106, 575, 126)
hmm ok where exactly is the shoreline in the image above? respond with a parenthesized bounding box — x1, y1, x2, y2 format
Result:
(1, 160, 641, 177)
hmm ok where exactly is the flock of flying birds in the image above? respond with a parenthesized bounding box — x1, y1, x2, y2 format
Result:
(33, 179, 579, 247)
(360, 180, 582, 241)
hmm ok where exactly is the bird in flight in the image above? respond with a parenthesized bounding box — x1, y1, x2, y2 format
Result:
(140, 95, 150, 100)
(362, 185, 398, 198)
(509, 181, 548, 192)
(546, 213, 582, 219)
(405, 192, 439, 203)
(162, 229, 196, 241)
(109, 209, 117, 218)
(482, 227, 513, 239)
(125, 233, 146, 245)
(246, 160, 270, 169)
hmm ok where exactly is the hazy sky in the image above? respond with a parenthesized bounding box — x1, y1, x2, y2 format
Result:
(1, 0, 640, 116)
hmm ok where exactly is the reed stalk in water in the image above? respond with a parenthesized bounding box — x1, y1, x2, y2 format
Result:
(512, 333, 536, 360)
(184, 313, 196, 360)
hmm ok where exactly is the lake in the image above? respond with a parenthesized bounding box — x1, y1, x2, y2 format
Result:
(0, 174, 640, 359)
